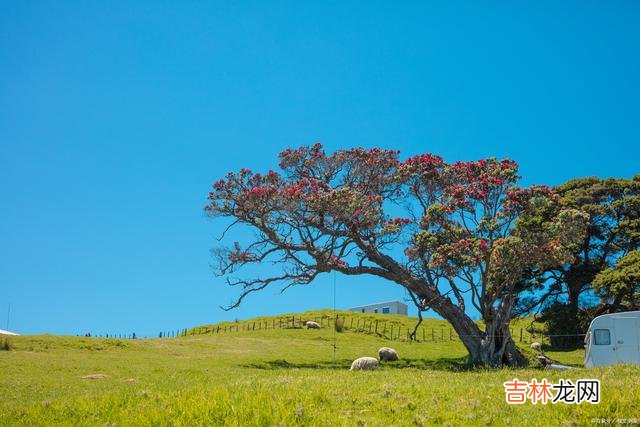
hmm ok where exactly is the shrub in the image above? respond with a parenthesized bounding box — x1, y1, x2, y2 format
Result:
(539, 303, 593, 348)
(0, 337, 12, 351)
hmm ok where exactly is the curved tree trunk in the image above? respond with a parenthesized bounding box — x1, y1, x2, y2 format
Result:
(473, 319, 527, 367)
(429, 296, 527, 367)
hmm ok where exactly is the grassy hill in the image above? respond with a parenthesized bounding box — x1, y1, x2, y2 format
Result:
(1, 311, 638, 426)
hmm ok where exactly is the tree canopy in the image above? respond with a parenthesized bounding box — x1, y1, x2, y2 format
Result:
(515, 175, 640, 346)
(593, 250, 640, 311)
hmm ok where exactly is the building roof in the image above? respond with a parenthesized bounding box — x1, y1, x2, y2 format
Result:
(348, 300, 408, 309)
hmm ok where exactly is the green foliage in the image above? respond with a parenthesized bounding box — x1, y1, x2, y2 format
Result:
(538, 303, 593, 348)
(556, 177, 640, 289)
(517, 175, 640, 318)
(593, 250, 640, 310)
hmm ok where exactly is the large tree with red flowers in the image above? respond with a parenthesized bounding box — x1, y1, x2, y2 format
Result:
(205, 144, 588, 367)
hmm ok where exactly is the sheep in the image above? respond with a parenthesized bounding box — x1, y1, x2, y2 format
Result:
(350, 356, 379, 371)
(378, 347, 399, 362)
(305, 321, 321, 329)
(531, 342, 542, 352)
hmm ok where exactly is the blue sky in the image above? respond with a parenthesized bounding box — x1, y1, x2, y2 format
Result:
(1, 1, 639, 337)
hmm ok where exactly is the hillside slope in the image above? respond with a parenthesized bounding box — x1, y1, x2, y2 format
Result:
(1, 311, 636, 426)
(189, 309, 572, 363)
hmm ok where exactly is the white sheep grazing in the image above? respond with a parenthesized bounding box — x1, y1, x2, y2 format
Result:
(350, 356, 379, 371)
(531, 342, 542, 352)
(378, 347, 399, 362)
(305, 321, 321, 329)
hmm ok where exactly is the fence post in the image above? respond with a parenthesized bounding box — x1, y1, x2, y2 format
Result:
(375, 320, 379, 334)
(390, 324, 394, 339)
(519, 328, 523, 342)
(449, 328, 452, 341)
(441, 327, 444, 341)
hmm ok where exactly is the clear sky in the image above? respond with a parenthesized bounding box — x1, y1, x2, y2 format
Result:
(1, 1, 639, 337)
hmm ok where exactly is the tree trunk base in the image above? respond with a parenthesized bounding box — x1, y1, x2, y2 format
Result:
(462, 326, 528, 368)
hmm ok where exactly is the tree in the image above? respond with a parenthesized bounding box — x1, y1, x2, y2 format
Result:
(205, 145, 588, 367)
(593, 250, 640, 312)
(515, 176, 640, 345)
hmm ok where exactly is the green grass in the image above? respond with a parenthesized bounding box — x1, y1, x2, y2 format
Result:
(1, 310, 638, 426)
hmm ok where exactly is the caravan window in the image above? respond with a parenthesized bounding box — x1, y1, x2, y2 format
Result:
(593, 329, 611, 345)
(382, 307, 390, 314)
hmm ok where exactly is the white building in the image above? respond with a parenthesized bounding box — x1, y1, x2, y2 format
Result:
(348, 300, 408, 315)
(0, 329, 18, 336)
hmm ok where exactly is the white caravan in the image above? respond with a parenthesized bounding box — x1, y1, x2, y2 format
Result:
(584, 311, 640, 368)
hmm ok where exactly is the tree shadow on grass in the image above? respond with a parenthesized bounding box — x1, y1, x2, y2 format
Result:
(539, 345, 585, 368)
(240, 356, 472, 372)
(542, 345, 584, 353)
(241, 359, 352, 370)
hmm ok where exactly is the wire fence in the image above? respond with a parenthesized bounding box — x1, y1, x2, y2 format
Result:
(75, 315, 587, 348)
(158, 315, 585, 348)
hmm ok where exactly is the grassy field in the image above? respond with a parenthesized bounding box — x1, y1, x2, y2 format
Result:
(1, 310, 638, 426)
